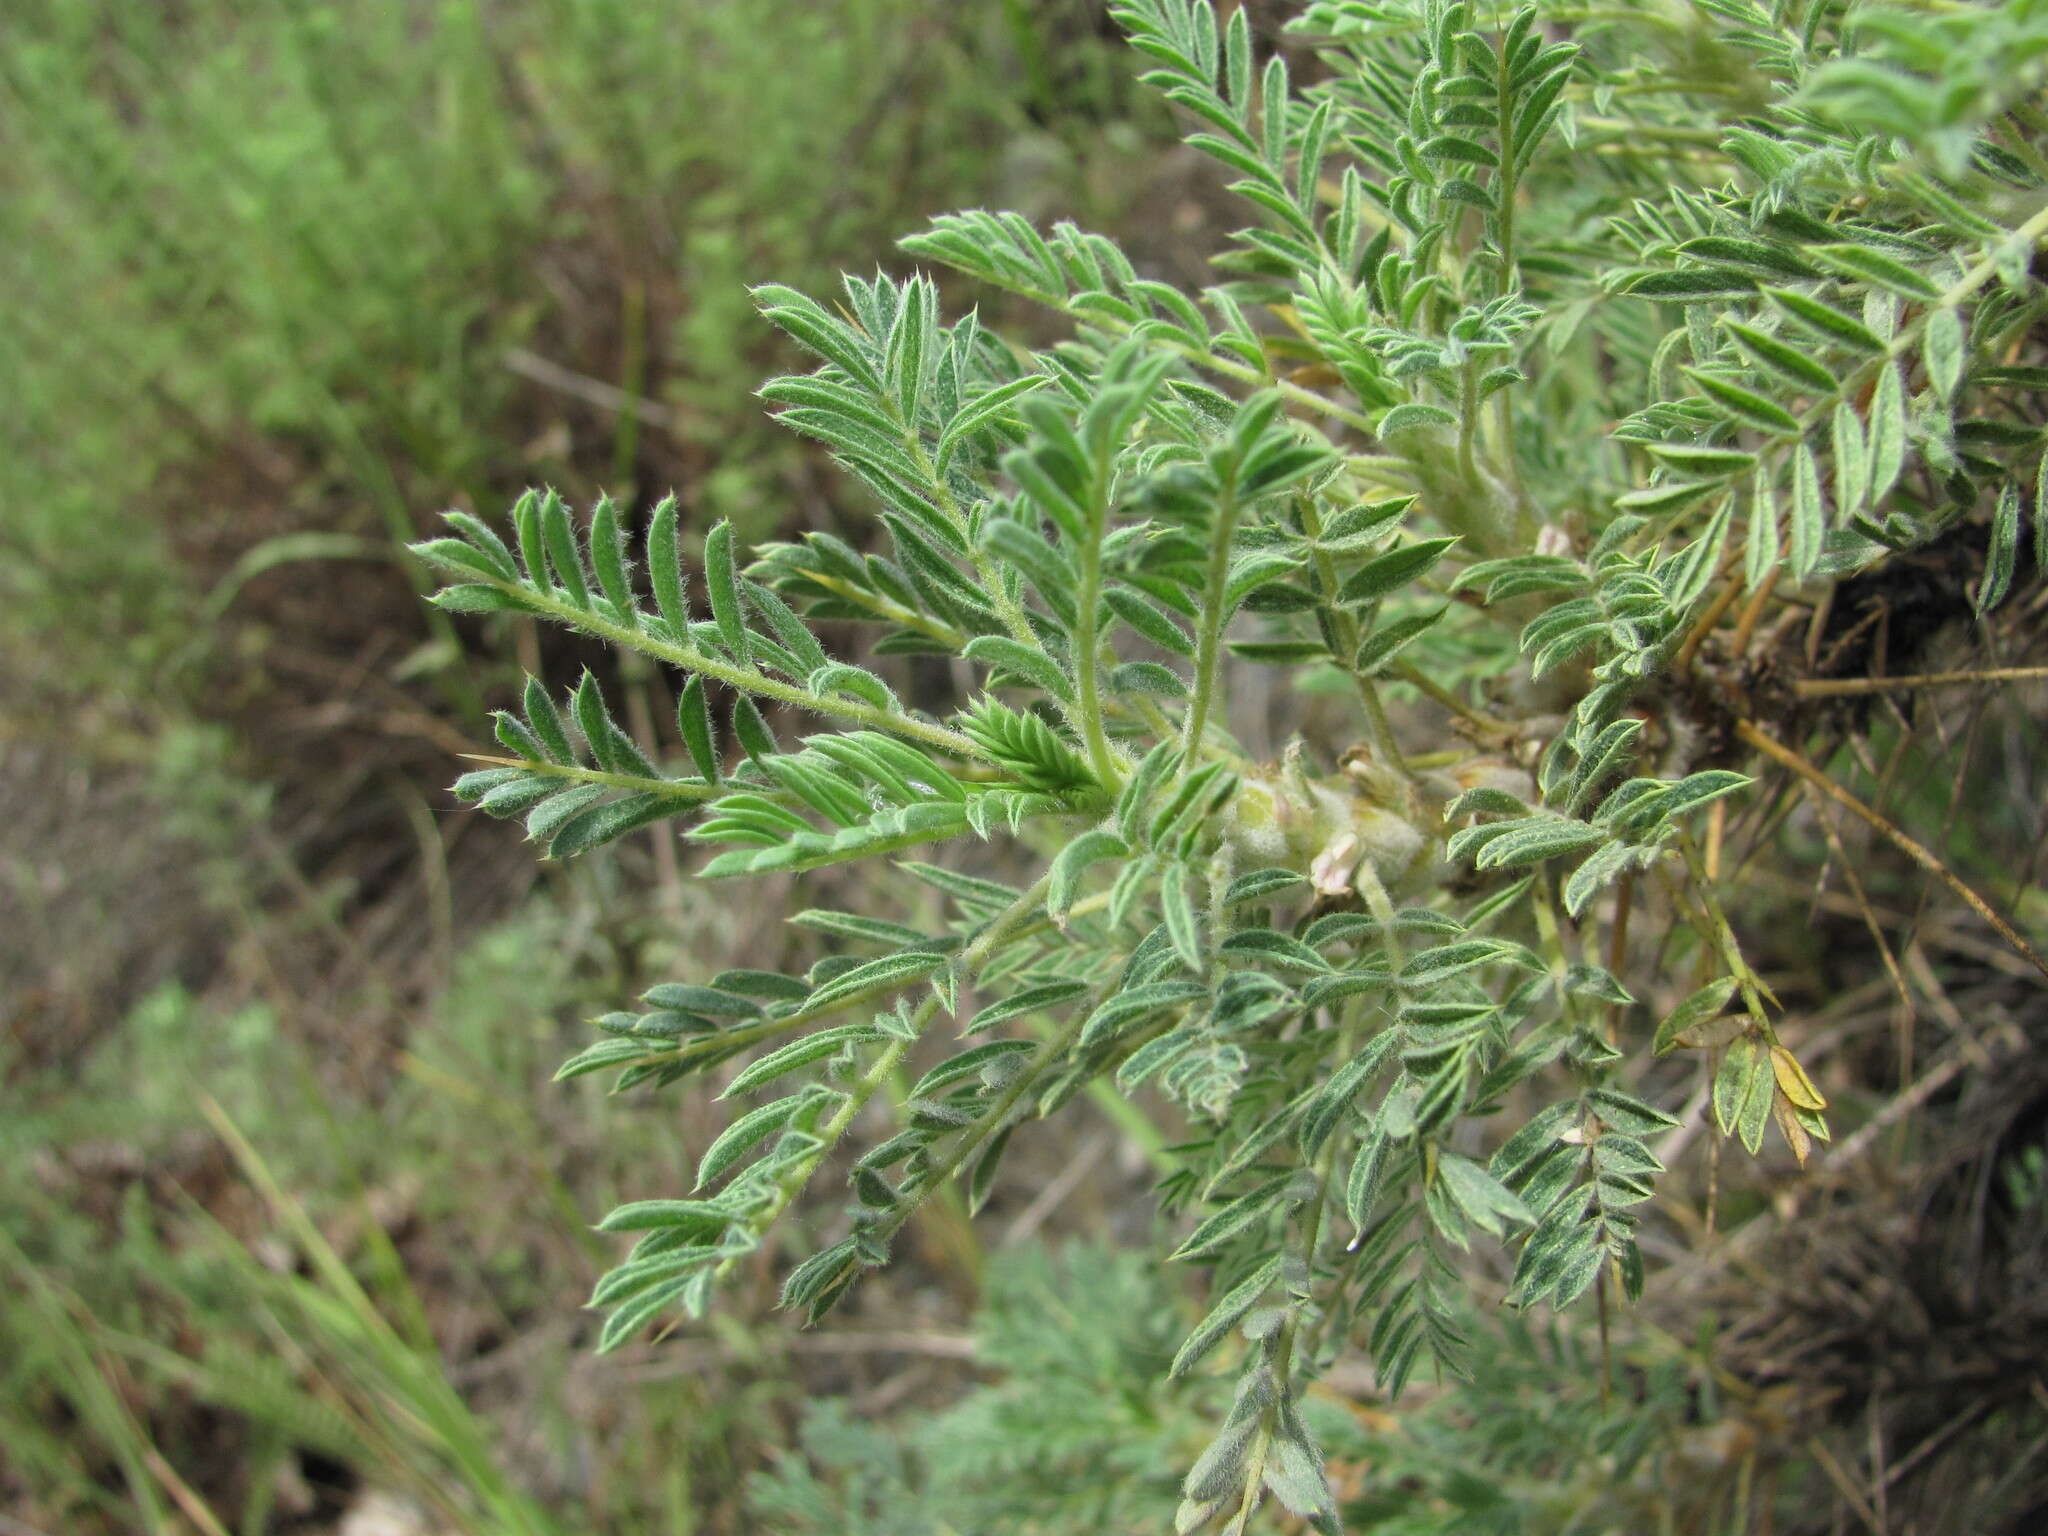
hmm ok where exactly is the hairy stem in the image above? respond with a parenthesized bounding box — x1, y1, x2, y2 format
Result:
(1297, 492, 1412, 775)
(1072, 505, 1123, 789)
(461, 569, 989, 763)
(462, 753, 726, 801)
(1182, 480, 1244, 758)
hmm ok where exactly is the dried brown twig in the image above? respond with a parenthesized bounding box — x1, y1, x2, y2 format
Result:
(1735, 719, 2048, 982)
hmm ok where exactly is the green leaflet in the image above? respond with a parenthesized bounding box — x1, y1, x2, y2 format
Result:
(696, 1094, 811, 1189)
(594, 1199, 733, 1235)
(1337, 537, 1459, 605)
(721, 1025, 883, 1099)
(696, 801, 973, 879)
(1077, 979, 1208, 1050)
(1169, 1256, 1283, 1377)
(703, 520, 747, 659)
(958, 978, 1089, 1040)
(1048, 828, 1130, 920)
(1653, 978, 1741, 1055)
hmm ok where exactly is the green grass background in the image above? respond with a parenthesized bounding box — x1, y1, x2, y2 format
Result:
(0, 3, 1170, 1530)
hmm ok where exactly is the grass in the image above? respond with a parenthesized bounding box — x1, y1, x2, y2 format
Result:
(0, 0, 1141, 689)
(4, 902, 796, 1533)
(0, 2, 1154, 1527)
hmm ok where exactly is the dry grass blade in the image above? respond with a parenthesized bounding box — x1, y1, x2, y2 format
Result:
(1807, 1434, 1886, 1535)
(501, 347, 688, 434)
(1791, 665, 2048, 698)
(1735, 719, 2048, 981)
(1804, 786, 1913, 1016)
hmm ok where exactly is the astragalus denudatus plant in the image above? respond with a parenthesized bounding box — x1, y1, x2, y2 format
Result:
(415, 2, 2048, 1527)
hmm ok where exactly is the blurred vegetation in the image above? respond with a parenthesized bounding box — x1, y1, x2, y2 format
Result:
(0, 1, 1170, 1530)
(0, 0, 1144, 683)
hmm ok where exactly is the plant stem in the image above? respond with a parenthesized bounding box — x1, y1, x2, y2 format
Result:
(797, 570, 969, 647)
(905, 391, 1132, 781)
(461, 753, 727, 801)
(469, 570, 990, 763)
(1387, 660, 1514, 736)
(894, 998, 1092, 1225)
(1456, 360, 1481, 484)
(1231, 1012, 1354, 1530)
(1494, 46, 1519, 293)
(1182, 480, 1243, 758)
(1072, 506, 1124, 790)
(907, 432, 1052, 655)
(1297, 493, 1413, 775)
(1676, 833, 1779, 1038)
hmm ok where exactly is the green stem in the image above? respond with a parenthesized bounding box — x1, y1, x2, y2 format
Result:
(1297, 494, 1412, 775)
(1365, 675, 1414, 782)
(1182, 480, 1244, 758)
(1072, 509, 1123, 789)
(1494, 51, 1520, 292)
(1528, 869, 1602, 1050)
(905, 432, 1047, 655)
(1231, 1005, 1358, 1530)
(1345, 453, 1422, 488)
(905, 396, 1131, 781)
(1677, 834, 1780, 1043)
(1228, 1414, 1281, 1535)
(896, 1000, 1094, 1225)
(1571, 115, 1730, 144)
(712, 1027, 922, 1286)
(1387, 660, 1515, 736)
(1129, 693, 1180, 742)
(466, 570, 989, 763)
(466, 754, 726, 802)
(1456, 360, 1481, 484)
(797, 570, 968, 648)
